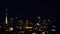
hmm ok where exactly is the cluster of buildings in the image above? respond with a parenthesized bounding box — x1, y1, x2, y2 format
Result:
(0, 9, 56, 34)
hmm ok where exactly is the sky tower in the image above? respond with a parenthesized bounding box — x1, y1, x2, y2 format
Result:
(5, 9, 8, 24)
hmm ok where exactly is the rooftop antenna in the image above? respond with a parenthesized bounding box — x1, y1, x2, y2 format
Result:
(5, 9, 8, 24)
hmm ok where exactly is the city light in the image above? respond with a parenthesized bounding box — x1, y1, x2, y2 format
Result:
(36, 23, 40, 26)
(51, 29, 56, 31)
(42, 31, 46, 34)
(6, 27, 13, 32)
(0, 8, 56, 34)
(31, 32, 37, 34)
(9, 27, 13, 30)
(25, 27, 33, 29)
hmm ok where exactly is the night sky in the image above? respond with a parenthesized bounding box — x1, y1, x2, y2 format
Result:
(0, 1, 56, 19)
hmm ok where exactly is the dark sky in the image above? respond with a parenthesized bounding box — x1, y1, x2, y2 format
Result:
(0, 1, 56, 18)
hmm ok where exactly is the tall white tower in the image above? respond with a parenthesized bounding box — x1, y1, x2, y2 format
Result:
(5, 9, 8, 24)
